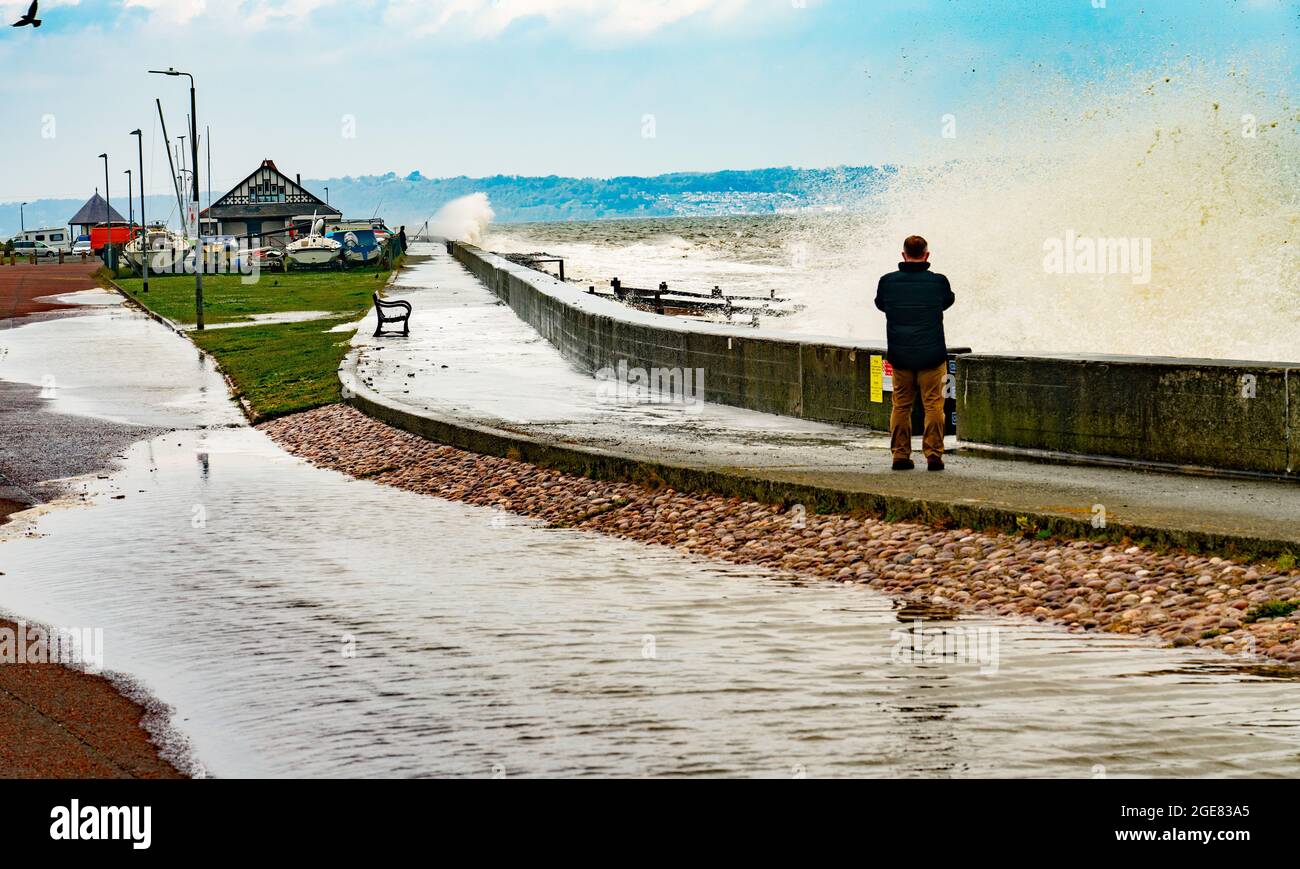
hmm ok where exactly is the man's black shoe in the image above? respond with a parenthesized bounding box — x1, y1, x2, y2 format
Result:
(892, 458, 915, 471)
(927, 457, 945, 471)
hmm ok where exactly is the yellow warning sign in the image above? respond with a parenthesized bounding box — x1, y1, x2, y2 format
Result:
(870, 355, 883, 404)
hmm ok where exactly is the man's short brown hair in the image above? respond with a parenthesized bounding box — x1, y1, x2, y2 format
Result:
(903, 235, 928, 259)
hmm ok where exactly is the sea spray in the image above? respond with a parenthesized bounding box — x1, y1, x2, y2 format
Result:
(785, 59, 1300, 362)
(480, 63, 1299, 362)
(430, 192, 495, 244)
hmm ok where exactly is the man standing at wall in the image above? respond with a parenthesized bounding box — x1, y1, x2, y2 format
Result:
(874, 235, 955, 471)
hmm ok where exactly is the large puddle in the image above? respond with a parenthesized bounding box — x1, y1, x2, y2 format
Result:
(1, 296, 1297, 778)
(0, 295, 239, 429)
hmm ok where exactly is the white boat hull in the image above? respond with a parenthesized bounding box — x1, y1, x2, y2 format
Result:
(126, 241, 188, 273)
(287, 247, 341, 266)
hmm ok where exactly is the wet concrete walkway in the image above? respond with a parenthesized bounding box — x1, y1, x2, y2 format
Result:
(349, 244, 1300, 553)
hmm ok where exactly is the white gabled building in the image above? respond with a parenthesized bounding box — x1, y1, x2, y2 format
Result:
(201, 159, 339, 245)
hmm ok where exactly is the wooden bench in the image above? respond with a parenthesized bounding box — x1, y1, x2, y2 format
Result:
(372, 293, 412, 337)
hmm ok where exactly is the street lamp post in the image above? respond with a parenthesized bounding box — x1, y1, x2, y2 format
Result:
(150, 67, 204, 329)
(324, 186, 329, 205)
(19, 202, 26, 233)
(131, 128, 148, 293)
(124, 169, 134, 230)
(98, 153, 113, 270)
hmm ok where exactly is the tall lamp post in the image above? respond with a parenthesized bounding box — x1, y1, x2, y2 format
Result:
(150, 67, 203, 329)
(19, 202, 26, 233)
(98, 153, 113, 270)
(131, 128, 148, 293)
(124, 169, 134, 230)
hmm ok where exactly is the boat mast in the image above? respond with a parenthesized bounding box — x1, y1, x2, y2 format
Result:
(155, 100, 187, 237)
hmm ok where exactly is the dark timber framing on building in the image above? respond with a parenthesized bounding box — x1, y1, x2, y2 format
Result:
(201, 159, 338, 244)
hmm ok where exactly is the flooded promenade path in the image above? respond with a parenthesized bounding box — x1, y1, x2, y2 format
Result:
(1, 280, 1298, 777)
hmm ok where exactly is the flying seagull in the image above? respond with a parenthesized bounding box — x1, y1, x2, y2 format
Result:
(12, 1, 41, 28)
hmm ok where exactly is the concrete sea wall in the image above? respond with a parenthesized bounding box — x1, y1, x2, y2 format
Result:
(450, 242, 1297, 480)
(958, 354, 1298, 478)
(450, 242, 963, 434)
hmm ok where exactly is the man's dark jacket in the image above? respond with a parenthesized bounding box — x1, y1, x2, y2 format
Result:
(874, 261, 955, 371)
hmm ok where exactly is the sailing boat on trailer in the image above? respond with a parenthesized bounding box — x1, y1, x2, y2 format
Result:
(124, 224, 190, 272)
(285, 213, 342, 267)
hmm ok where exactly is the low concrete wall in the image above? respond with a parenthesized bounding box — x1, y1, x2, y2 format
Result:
(451, 242, 964, 433)
(958, 354, 1299, 478)
(450, 243, 1299, 479)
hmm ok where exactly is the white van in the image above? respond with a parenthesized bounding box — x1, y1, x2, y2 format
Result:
(13, 227, 72, 253)
(9, 239, 60, 259)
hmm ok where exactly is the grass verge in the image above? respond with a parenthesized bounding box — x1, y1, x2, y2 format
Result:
(114, 269, 390, 326)
(190, 316, 359, 419)
(115, 268, 394, 419)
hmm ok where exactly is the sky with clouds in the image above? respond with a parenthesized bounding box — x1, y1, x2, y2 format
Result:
(1, 0, 1297, 201)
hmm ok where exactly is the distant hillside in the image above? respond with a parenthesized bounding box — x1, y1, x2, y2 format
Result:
(2, 165, 885, 237)
(300, 165, 885, 227)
